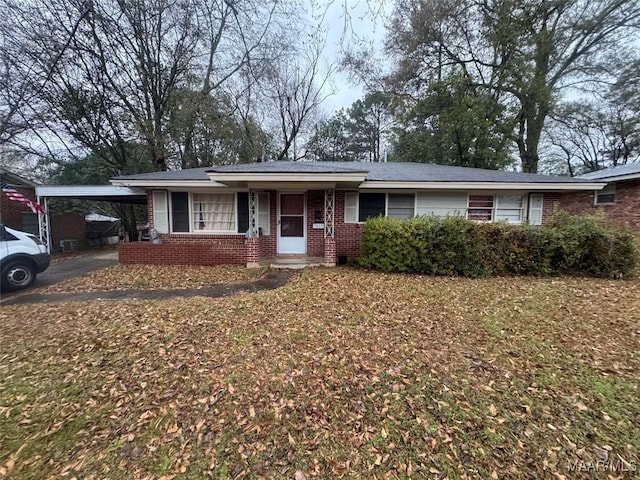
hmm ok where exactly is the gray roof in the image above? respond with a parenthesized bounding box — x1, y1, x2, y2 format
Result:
(114, 161, 595, 183)
(112, 167, 212, 181)
(577, 162, 640, 180)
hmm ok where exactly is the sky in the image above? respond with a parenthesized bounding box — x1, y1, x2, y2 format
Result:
(311, 1, 390, 114)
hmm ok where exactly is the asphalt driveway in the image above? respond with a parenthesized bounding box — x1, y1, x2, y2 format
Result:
(0, 250, 119, 304)
(37, 250, 120, 287)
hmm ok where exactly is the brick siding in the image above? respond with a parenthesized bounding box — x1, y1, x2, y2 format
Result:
(306, 190, 326, 257)
(335, 190, 363, 258)
(119, 236, 247, 265)
(50, 213, 87, 251)
(0, 186, 37, 231)
(542, 192, 562, 224)
(556, 179, 640, 234)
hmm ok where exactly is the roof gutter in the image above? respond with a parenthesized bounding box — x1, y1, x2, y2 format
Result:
(357, 181, 607, 191)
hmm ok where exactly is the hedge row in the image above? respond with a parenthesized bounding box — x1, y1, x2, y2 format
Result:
(358, 212, 638, 278)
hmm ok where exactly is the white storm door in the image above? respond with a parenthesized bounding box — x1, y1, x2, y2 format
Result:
(278, 193, 306, 254)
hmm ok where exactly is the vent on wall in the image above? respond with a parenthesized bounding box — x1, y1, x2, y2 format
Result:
(60, 239, 79, 253)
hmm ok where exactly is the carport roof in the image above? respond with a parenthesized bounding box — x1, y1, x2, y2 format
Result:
(35, 185, 147, 204)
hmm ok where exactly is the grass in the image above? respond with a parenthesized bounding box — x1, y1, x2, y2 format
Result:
(0, 267, 638, 479)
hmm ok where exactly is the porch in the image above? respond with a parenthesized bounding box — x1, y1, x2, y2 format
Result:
(259, 255, 328, 269)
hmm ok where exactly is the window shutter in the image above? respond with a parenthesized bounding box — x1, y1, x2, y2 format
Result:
(152, 191, 169, 234)
(344, 192, 358, 223)
(237, 192, 249, 233)
(528, 194, 543, 225)
(258, 192, 270, 235)
(171, 192, 190, 232)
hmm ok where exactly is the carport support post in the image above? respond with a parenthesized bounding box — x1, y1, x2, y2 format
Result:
(246, 190, 261, 268)
(324, 189, 336, 266)
(37, 196, 51, 254)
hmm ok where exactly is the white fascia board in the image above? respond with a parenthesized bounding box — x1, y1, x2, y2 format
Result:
(36, 185, 146, 196)
(208, 172, 367, 183)
(110, 180, 227, 188)
(357, 181, 608, 191)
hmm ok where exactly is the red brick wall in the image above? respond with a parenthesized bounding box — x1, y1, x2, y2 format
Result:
(306, 190, 325, 257)
(0, 186, 36, 230)
(119, 237, 247, 265)
(261, 190, 277, 257)
(542, 193, 561, 224)
(50, 213, 87, 251)
(556, 180, 640, 234)
(335, 190, 363, 258)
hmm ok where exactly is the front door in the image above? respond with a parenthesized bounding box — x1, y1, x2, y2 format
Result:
(278, 193, 306, 254)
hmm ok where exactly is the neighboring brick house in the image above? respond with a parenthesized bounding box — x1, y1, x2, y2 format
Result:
(111, 162, 605, 267)
(0, 170, 40, 235)
(556, 163, 640, 234)
(1, 169, 87, 250)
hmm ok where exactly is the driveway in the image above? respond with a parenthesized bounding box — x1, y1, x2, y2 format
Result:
(0, 250, 119, 303)
(37, 250, 120, 287)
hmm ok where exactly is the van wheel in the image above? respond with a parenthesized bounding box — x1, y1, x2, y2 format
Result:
(1, 261, 36, 291)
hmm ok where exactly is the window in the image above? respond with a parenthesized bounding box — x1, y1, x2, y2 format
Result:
(171, 192, 190, 232)
(495, 195, 524, 223)
(467, 195, 494, 221)
(359, 193, 386, 222)
(416, 192, 467, 217)
(595, 185, 615, 205)
(345, 192, 415, 223)
(192, 193, 236, 232)
(387, 194, 415, 219)
(21, 213, 39, 235)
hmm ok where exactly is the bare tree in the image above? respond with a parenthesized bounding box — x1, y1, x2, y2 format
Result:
(262, 37, 335, 161)
(545, 98, 640, 175)
(387, 0, 640, 173)
(3, 0, 294, 171)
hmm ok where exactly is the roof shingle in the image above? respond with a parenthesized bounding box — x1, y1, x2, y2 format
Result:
(113, 161, 594, 184)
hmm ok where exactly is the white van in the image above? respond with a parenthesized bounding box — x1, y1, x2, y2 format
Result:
(0, 224, 50, 291)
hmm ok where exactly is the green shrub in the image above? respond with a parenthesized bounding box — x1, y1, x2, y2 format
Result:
(358, 212, 637, 278)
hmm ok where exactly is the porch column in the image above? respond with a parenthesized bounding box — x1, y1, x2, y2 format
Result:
(246, 190, 261, 268)
(324, 189, 336, 266)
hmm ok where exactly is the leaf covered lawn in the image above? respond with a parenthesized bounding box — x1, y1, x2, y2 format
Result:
(39, 265, 267, 293)
(0, 268, 638, 479)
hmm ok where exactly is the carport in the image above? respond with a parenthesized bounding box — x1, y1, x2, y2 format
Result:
(35, 185, 147, 253)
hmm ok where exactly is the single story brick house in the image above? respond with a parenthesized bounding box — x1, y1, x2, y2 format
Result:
(111, 161, 606, 267)
(556, 163, 640, 234)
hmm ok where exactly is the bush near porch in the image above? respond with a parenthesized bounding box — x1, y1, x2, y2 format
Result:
(359, 212, 638, 278)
